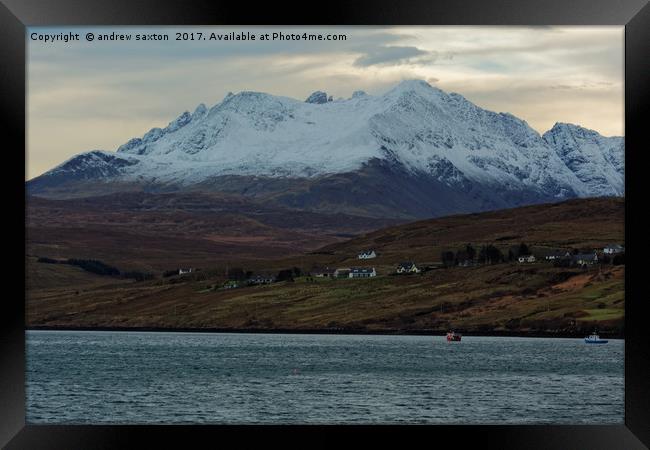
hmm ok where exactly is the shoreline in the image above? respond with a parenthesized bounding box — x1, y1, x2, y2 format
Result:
(25, 325, 624, 339)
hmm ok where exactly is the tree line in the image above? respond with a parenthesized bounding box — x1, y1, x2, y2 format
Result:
(37, 257, 153, 281)
(441, 242, 534, 267)
(440, 242, 625, 268)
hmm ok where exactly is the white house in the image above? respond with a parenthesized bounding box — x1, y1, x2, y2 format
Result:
(358, 250, 377, 260)
(396, 262, 420, 274)
(349, 267, 376, 278)
(518, 255, 536, 263)
(178, 268, 194, 275)
(603, 244, 624, 255)
(574, 253, 598, 266)
(545, 251, 571, 261)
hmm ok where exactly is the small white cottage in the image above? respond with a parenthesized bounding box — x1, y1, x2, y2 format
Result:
(396, 262, 420, 274)
(358, 250, 377, 260)
(518, 255, 536, 263)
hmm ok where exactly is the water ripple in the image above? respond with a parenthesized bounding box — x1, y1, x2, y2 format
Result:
(26, 331, 623, 424)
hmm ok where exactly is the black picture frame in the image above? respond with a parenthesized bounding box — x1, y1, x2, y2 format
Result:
(2, 0, 649, 448)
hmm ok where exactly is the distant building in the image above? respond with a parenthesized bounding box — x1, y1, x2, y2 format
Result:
(603, 244, 624, 255)
(518, 255, 536, 263)
(396, 262, 420, 274)
(178, 268, 194, 275)
(457, 259, 475, 267)
(358, 250, 377, 260)
(349, 267, 377, 278)
(311, 267, 336, 278)
(222, 280, 239, 289)
(334, 268, 351, 278)
(247, 275, 276, 285)
(573, 253, 598, 266)
(544, 251, 572, 261)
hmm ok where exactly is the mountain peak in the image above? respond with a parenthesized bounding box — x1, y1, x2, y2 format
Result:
(193, 103, 207, 117)
(30, 80, 624, 207)
(550, 122, 583, 131)
(165, 111, 192, 133)
(396, 79, 432, 89)
(305, 91, 329, 104)
(545, 122, 607, 140)
(384, 79, 446, 103)
(390, 79, 435, 93)
(543, 121, 624, 197)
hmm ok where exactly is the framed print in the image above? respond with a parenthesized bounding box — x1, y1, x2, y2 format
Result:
(2, 0, 649, 448)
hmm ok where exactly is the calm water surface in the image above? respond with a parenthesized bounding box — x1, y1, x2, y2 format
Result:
(26, 331, 623, 424)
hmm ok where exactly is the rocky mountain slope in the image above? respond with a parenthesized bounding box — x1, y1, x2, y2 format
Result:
(27, 80, 624, 219)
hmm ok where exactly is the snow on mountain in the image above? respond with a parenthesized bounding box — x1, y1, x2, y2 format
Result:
(28, 79, 624, 210)
(41, 150, 139, 180)
(542, 122, 624, 196)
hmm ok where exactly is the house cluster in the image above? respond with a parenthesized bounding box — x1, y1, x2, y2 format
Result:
(547, 251, 599, 267)
(518, 255, 536, 263)
(311, 247, 429, 280)
(311, 266, 377, 278)
(247, 274, 276, 285)
(362, 249, 426, 274)
(518, 243, 624, 267)
(304, 249, 380, 280)
(220, 274, 277, 290)
(336, 267, 377, 278)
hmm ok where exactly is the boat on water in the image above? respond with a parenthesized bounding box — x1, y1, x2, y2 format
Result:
(584, 332, 608, 344)
(446, 331, 462, 342)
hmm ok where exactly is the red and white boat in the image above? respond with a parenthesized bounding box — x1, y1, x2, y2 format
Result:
(446, 331, 462, 342)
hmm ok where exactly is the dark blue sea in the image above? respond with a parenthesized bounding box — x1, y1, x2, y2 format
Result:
(25, 331, 624, 424)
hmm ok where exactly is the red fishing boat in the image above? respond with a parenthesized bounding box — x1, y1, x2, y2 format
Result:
(446, 331, 462, 342)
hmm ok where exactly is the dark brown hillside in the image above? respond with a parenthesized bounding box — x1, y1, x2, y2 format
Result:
(27, 197, 624, 336)
(26, 191, 402, 271)
(312, 197, 623, 266)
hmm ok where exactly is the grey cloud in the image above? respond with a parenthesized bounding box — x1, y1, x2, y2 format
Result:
(353, 46, 430, 67)
(549, 81, 614, 90)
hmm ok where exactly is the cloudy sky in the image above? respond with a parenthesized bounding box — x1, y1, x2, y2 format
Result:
(27, 26, 624, 179)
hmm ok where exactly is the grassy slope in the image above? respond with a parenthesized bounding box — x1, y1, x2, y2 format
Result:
(26, 192, 400, 272)
(26, 256, 130, 290)
(26, 197, 625, 336)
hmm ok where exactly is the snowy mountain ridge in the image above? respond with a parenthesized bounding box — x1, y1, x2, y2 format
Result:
(29, 79, 624, 217)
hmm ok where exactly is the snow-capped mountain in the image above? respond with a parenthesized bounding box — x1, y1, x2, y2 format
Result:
(542, 122, 624, 196)
(27, 80, 624, 219)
